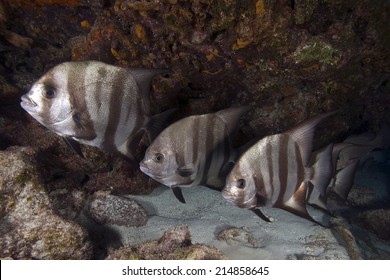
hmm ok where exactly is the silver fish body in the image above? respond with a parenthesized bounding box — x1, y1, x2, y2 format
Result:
(140, 107, 250, 202)
(222, 112, 336, 225)
(20, 60, 170, 161)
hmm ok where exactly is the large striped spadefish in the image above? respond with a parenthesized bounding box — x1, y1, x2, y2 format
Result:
(20, 60, 170, 161)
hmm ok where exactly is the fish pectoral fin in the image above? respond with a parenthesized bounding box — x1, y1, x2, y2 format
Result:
(278, 181, 325, 227)
(176, 168, 194, 178)
(63, 137, 85, 159)
(251, 208, 271, 223)
(172, 186, 186, 203)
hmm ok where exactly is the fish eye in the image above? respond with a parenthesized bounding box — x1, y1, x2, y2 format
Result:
(43, 86, 56, 99)
(153, 153, 164, 163)
(236, 179, 246, 189)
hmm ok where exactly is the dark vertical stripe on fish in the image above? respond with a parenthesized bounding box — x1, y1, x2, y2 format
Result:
(66, 63, 96, 140)
(102, 69, 125, 152)
(254, 172, 267, 206)
(207, 117, 228, 185)
(201, 115, 217, 185)
(275, 135, 289, 206)
(191, 117, 200, 166)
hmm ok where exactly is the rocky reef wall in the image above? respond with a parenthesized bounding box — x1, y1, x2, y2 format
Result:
(0, 0, 389, 259)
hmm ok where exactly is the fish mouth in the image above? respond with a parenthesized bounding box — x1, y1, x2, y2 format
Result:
(139, 163, 162, 179)
(139, 163, 151, 175)
(20, 95, 37, 110)
(222, 190, 235, 202)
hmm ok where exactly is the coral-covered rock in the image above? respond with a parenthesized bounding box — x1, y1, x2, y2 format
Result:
(0, 147, 93, 259)
(106, 225, 228, 260)
(86, 192, 148, 227)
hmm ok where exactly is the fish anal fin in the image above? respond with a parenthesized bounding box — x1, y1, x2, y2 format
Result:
(63, 137, 85, 159)
(279, 181, 324, 227)
(251, 208, 271, 223)
(215, 106, 252, 135)
(172, 186, 186, 203)
(287, 111, 337, 166)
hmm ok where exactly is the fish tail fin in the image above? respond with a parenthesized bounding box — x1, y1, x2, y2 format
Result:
(310, 143, 333, 198)
(287, 110, 337, 166)
(146, 108, 176, 141)
(307, 182, 332, 215)
(333, 159, 359, 200)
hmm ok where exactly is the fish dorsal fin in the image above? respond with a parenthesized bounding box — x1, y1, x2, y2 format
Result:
(278, 181, 324, 226)
(251, 208, 271, 223)
(286, 111, 337, 166)
(129, 68, 171, 114)
(215, 106, 252, 135)
(172, 186, 186, 203)
(63, 137, 85, 159)
(333, 159, 359, 200)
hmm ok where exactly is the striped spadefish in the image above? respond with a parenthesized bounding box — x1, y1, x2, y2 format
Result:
(250, 133, 306, 207)
(167, 112, 233, 188)
(65, 62, 147, 154)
